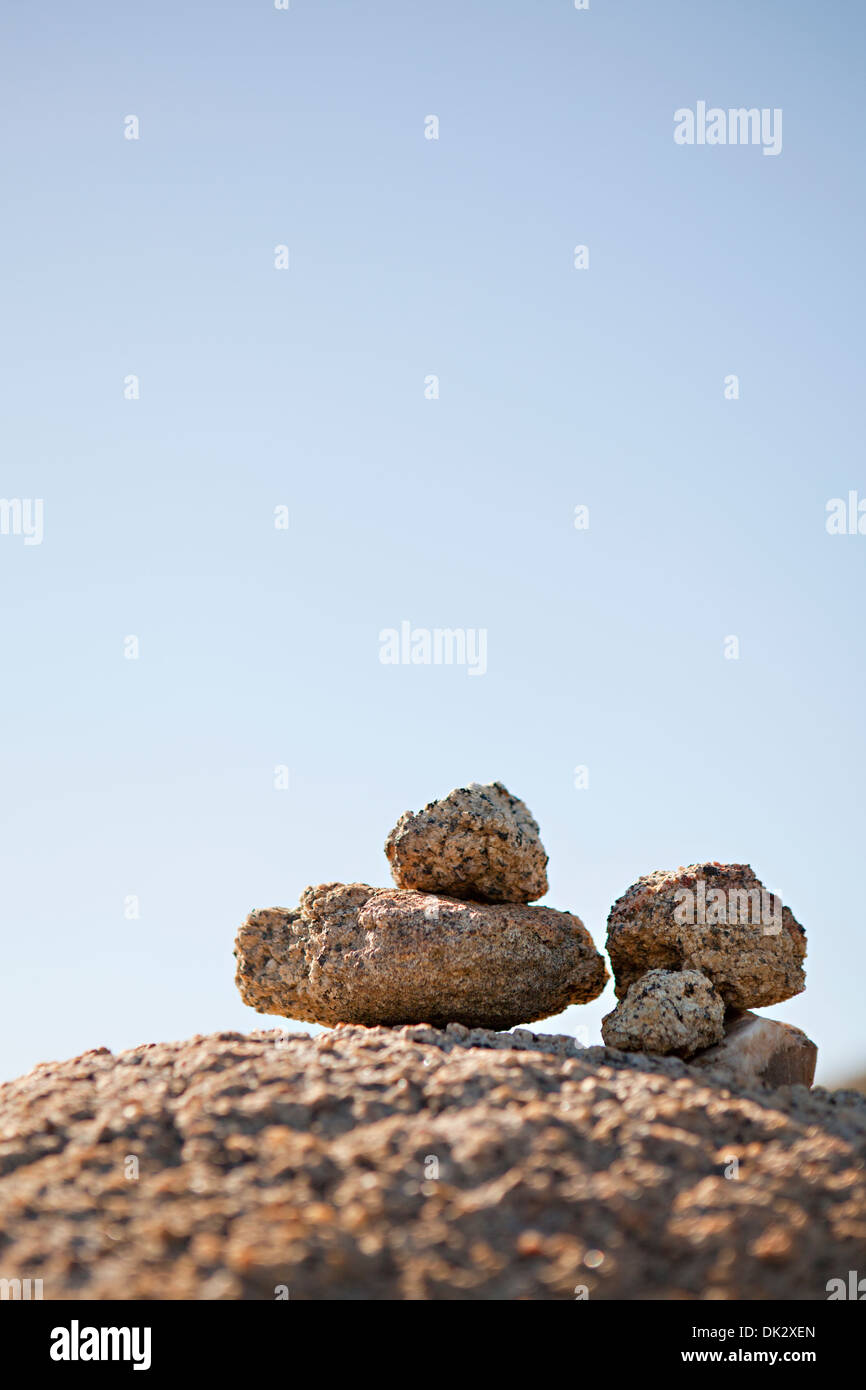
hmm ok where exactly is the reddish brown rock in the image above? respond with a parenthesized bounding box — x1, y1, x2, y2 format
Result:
(606, 862, 807, 1010)
(234, 883, 607, 1030)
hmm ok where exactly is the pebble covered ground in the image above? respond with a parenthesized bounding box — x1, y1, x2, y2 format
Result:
(0, 1025, 864, 1300)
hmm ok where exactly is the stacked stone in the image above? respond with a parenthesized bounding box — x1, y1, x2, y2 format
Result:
(235, 782, 608, 1031)
(601, 862, 816, 1086)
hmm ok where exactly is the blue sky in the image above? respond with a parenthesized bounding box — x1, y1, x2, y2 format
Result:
(1, 0, 864, 1084)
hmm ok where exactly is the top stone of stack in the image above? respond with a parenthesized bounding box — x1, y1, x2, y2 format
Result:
(384, 781, 549, 903)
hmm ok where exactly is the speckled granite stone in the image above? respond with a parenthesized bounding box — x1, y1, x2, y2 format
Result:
(384, 782, 548, 903)
(607, 863, 806, 1009)
(601, 969, 726, 1058)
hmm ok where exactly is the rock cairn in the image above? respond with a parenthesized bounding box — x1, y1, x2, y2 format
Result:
(236, 815, 818, 1086)
(601, 862, 816, 1086)
(235, 782, 608, 1031)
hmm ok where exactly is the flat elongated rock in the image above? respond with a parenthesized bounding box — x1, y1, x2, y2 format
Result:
(235, 883, 607, 1029)
(384, 782, 548, 903)
(607, 863, 806, 1010)
(690, 1010, 817, 1089)
(601, 969, 725, 1058)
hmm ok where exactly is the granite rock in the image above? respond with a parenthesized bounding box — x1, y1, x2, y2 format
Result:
(0, 1027, 863, 1300)
(234, 883, 607, 1030)
(384, 782, 548, 903)
(601, 969, 725, 1058)
(607, 862, 806, 1010)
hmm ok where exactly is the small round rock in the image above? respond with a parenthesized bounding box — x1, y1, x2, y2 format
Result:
(601, 969, 726, 1058)
(384, 781, 548, 903)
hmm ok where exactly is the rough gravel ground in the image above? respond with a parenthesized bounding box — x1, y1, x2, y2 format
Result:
(0, 1026, 864, 1301)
